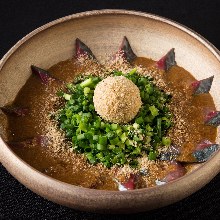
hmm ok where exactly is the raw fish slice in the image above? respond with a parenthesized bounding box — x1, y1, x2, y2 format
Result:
(31, 65, 63, 85)
(156, 48, 176, 71)
(7, 139, 33, 148)
(163, 161, 186, 182)
(160, 145, 180, 161)
(75, 38, 96, 60)
(35, 135, 49, 147)
(31, 65, 54, 85)
(156, 161, 186, 185)
(121, 174, 136, 190)
(177, 140, 219, 163)
(0, 105, 29, 117)
(192, 76, 214, 95)
(7, 135, 48, 148)
(205, 111, 220, 126)
(193, 143, 219, 162)
(139, 169, 148, 176)
(114, 174, 136, 191)
(117, 36, 137, 63)
(8, 142, 24, 148)
(195, 139, 213, 151)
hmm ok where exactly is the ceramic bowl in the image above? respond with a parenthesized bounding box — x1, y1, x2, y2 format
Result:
(0, 10, 220, 214)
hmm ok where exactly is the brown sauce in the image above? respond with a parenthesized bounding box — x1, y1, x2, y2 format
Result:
(135, 57, 217, 146)
(5, 57, 217, 190)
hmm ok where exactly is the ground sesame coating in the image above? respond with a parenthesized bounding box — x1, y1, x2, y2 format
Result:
(93, 76, 142, 124)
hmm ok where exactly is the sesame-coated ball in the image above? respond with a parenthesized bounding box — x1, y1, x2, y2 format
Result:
(93, 76, 142, 124)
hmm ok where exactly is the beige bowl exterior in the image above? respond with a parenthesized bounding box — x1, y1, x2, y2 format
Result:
(0, 10, 220, 213)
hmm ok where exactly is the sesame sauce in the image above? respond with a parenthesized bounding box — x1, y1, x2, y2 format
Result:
(5, 56, 217, 190)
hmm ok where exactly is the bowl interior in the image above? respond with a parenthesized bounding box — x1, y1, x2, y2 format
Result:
(0, 10, 220, 213)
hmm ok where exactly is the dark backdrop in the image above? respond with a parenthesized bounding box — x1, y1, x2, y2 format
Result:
(0, 1, 220, 219)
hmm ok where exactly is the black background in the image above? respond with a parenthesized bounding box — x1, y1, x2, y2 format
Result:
(0, 0, 220, 219)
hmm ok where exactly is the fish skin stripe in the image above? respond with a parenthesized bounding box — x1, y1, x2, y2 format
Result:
(193, 144, 219, 162)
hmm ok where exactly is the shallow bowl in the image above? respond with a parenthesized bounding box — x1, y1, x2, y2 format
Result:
(0, 10, 220, 213)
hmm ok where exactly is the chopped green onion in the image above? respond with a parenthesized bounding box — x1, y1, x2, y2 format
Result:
(84, 87, 90, 95)
(148, 151, 157, 160)
(162, 137, 171, 146)
(129, 68, 137, 75)
(63, 93, 71, 100)
(80, 78, 93, 88)
(120, 132, 127, 143)
(97, 144, 106, 151)
(98, 136, 107, 146)
(77, 133, 85, 140)
(149, 105, 159, 117)
(86, 152, 97, 164)
(157, 118, 162, 138)
(135, 117, 144, 124)
(133, 123, 140, 129)
(110, 137, 120, 145)
(111, 124, 119, 130)
(58, 72, 173, 167)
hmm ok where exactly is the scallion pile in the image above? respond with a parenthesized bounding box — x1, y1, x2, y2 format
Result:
(57, 70, 172, 168)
